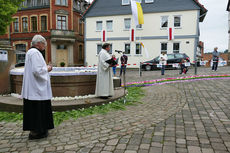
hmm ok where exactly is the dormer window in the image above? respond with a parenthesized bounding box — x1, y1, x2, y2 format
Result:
(122, 0, 130, 5)
(56, 0, 68, 6)
(161, 16, 168, 28)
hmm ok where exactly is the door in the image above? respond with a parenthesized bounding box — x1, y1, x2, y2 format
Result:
(56, 49, 68, 67)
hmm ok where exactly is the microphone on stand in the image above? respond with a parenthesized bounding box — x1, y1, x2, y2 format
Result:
(115, 50, 124, 54)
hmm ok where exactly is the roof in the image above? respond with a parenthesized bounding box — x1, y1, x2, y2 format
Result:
(83, 0, 207, 22)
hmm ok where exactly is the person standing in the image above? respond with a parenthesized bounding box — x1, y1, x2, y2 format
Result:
(212, 47, 220, 71)
(159, 52, 167, 75)
(120, 54, 128, 76)
(112, 55, 117, 76)
(21, 35, 54, 140)
(95, 43, 114, 98)
(179, 59, 188, 74)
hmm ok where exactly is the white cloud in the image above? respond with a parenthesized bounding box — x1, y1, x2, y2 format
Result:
(199, 0, 229, 52)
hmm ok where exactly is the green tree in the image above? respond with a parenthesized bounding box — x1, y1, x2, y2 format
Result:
(0, 0, 24, 35)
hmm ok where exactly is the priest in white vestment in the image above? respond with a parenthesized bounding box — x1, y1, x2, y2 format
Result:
(95, 43, 114, 98)
(21, 35, 54, 140)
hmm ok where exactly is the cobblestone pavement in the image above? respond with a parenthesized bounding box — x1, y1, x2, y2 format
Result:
(1, 67, 230, 153)
(125, 66, 230, 83)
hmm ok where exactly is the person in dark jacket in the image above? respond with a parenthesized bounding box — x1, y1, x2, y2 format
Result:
(212, 47, 220, 71)
(179, 59, 188, 74)
(120, 54, 128, 76)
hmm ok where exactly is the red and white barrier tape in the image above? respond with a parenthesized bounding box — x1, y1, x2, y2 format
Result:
(80, 61, 227, 68)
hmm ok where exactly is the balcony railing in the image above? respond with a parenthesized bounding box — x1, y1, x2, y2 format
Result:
(51, 30, 75, 37)
(19, 0, 50, 10)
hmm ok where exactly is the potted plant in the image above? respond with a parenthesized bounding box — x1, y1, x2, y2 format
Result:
(60, 62, 65, 67)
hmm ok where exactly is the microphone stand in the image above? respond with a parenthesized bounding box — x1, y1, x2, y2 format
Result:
(117, 52, 127, 104)
(123, 63, 126, 104)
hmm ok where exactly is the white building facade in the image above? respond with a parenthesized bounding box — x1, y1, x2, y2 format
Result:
(83, 0, 207, 68)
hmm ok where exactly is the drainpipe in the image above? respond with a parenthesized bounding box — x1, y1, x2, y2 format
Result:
(194, 10, 200, 75)
(83, 18, 87, 66)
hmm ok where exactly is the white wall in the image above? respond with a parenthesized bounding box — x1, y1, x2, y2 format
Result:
(85, 10, 198, 67)
(85, 38, 195, 67)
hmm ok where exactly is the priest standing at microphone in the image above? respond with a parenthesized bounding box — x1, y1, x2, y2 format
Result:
(95, 43, 114, 99)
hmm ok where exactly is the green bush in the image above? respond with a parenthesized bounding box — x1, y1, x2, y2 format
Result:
(60, 62, 65, 67)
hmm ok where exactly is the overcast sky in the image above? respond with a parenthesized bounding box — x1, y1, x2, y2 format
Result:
(86, 0, 229, 52)
(199, 0, 229, 52)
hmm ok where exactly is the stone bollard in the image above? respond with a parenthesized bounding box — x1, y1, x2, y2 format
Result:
(113, 77, 121, 88)
(0, 40, 15, 94)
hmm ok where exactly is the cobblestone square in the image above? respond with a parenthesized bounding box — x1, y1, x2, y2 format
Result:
(1, 67, 230, 153)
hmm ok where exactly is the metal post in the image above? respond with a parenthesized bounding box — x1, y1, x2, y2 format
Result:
(123, 69, 126, 104)
(139, 62, 142, 77)
(195, 59, 197, 75)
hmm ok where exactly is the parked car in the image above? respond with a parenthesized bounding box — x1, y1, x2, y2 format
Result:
(141, 53, 190, 71)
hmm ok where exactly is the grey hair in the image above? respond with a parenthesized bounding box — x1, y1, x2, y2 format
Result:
(31, 35, 47, 46)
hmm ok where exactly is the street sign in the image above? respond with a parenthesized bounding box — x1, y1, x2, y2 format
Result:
(0, 50, 8, 62)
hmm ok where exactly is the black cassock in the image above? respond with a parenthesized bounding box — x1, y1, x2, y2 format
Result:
(23, 99, 54, 133)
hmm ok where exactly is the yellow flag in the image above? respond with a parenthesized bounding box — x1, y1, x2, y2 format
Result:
(131, 0, 144, 26)
(136, 2, 144, 25)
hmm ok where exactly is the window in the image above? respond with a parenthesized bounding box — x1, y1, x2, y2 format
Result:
(32, 0, 37, 6)
(106, 20, 113, 31)
(173, 43, 180, 53)
(136, 24, 142, 29)
(136, 43, 142, 54)
(167, 54, 174, 60)
(145, 0, 154, 3)
(57, 15, 67, 30)
(175, 54, 184, 58)
(174, 16, 181, 28)
(42, 0, 49, 5)
(97, 44, 112, 54)
(124, 18, 131, 30)
(22, 0, 27, 6)
(109, 44, 113, 54)
(13, 18, 19, 32)
(31, 16, 37, 32)
(97, 44, 102, 54)
(15, 44, 26, 63)
(125, 44, 130, 54)
(79, 19, 83, 35)
(79, 45, 83, 61)
(122, 0, 129, 5)
(161, 16, 168, 28)
(56, 0, 67, 6)
(56, 0, 60, 4)
(41, 16, 47, 31)
(96, 21, 102, 31)
(22, 17, 28, 32)
(161, 43, 167, 53)
(57, 44, 67, 49)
